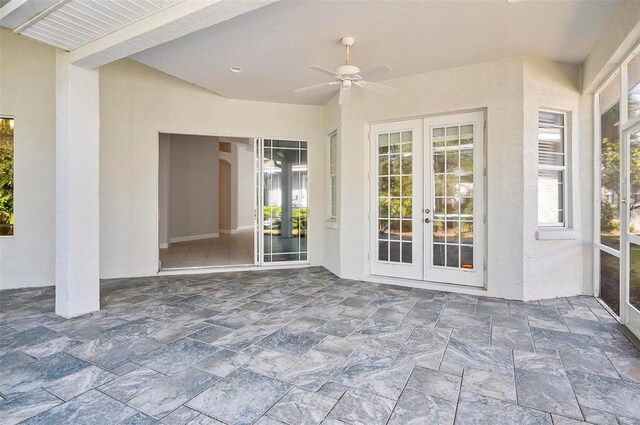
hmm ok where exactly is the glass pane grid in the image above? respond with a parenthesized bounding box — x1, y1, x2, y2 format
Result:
(377, 130, 413, 264)
(431, 125, 474, 270)
(263, 139, 308, 263)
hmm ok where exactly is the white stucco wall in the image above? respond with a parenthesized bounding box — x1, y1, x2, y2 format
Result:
(322, 94, 341, 276)
(336, 57, 526, 299)
(0, 29, 56, 289)
(235, 140, 255, 229)
(99, 59, 324, 279)
(521, 58, 585, 300)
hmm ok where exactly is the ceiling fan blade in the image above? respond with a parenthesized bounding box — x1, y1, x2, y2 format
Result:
(338, 87, 351, 106)
(356, 80, 398, 95)
(294, 81, 340, 93)
(356, 64, 391, 79)
(309, 66, 340, 77)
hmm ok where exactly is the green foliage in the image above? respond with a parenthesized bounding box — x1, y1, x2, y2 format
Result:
(0, 118, 13, 235)
(600, 199, 617, 232)
(263, 205, 307, 236)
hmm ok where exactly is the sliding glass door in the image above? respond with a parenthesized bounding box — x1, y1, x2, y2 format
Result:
(260, 139, 308, 263)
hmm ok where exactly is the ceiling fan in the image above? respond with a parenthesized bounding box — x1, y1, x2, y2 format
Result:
(294, 36, 398, 105)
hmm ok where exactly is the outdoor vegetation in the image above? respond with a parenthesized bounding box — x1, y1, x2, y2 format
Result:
(0, 117, 14, 236)
(263, 205, 307, 236)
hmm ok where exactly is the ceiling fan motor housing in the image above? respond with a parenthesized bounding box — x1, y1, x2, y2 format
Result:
(337, 65, 360, 77)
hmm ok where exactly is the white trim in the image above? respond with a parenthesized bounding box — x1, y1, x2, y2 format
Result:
(157, 262, 310, 276)
(537, 109, 569, 228)
(169, 233, 219, 243)
(219, 225, 254, 235)
(535, 229, 577, 240)
(159, 242, 169, 249)
(326, 130, 338, 221)
(325, 218, 338, 230)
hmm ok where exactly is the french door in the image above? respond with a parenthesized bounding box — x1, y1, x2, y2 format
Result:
(370, 112, 485, 287)
(621, 122, 640, 334)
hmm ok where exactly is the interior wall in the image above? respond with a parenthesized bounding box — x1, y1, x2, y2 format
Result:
(100, 58, 323, 279)
(168, 134, 219, 241)
(236, 141, 255, 229)
(158, 133, 170, 248)
(521, 57, 585, 300)
(338, 56, 526, 300)
(0, 29, 56, 289)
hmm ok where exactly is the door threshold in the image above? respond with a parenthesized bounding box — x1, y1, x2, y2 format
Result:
(157, 263, 311, 276)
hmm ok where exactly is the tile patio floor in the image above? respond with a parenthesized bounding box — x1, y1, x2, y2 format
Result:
(1, 267, 640, 424)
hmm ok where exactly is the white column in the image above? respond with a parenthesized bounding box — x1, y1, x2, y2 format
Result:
(55, 51, 100, 318)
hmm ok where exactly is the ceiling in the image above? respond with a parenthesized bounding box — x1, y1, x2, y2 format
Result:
(2, 0, 181, 51)
(135, 1, 618, 105)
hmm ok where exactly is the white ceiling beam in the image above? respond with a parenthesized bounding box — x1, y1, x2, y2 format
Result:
(68, 0, 277, 70)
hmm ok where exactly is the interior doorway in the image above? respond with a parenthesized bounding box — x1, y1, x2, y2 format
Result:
(158, 133, 256, 269)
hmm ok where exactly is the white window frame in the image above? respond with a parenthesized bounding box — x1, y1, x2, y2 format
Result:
(538, 109, 569, 228)
(326, 130, 338, 228)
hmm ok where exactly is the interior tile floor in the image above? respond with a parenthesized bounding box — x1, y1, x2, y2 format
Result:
(160, 229, 254, 269)
(1, 267, 640, 424)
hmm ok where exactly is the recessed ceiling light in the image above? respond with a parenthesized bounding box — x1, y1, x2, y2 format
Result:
(505, 0, 523, 3)
(229, 66, 243, 73)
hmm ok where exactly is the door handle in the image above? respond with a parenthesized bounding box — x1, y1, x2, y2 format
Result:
(425, 218, 431, 223)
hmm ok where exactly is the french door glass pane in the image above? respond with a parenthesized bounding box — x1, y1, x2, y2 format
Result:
(432, 125, 474, 270)
(600, 250, 620, 315)
(377, 130, 413, 263)
(262, 140, 307, 262)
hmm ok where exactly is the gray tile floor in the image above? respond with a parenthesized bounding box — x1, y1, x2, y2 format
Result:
(1, 267, 640, 424)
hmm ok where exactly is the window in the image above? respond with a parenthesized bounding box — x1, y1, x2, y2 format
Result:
(538, 110, 567, 227)
(0, 117, 14, 236)
(328, 131, 338, 221)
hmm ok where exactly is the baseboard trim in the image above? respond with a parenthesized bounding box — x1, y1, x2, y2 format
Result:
(169, 233, 219, 243)
(159, 242, 169, 249)
(219, 225, 254, 235)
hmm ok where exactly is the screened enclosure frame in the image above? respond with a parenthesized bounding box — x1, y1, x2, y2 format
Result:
(593, 39, 640, 332)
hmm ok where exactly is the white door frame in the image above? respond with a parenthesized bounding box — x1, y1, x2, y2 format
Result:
(424, 111, 486, 287)
(369, 119, 424, 280)
(259, 138, 311, 266)
(368, 111, 486, 287)
(620, 117, 640, 337)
